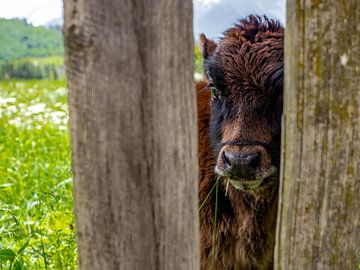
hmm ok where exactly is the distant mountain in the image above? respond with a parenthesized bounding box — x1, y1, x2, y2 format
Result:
(45, 18, 63, 30)
(194, 0, 285, 40)
(0, 18, 63, 61)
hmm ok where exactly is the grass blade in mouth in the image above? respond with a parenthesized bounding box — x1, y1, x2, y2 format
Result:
(225, 177, 230, 196)
(199, 176, 221, 211)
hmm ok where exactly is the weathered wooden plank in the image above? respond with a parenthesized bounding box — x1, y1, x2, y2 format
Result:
(275, 0, 360, 269)
(63, 1, 199, 269)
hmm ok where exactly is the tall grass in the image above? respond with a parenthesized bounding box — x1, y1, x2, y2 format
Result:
(0, 80, 76, 269)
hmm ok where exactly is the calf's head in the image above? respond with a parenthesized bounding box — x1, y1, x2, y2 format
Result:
(201, 16, 284, 190)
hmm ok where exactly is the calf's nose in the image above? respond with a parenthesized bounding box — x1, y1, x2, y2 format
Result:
(223, 150, 260, 178)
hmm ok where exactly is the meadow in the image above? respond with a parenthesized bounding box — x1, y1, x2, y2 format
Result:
(0, 80, 77, 269)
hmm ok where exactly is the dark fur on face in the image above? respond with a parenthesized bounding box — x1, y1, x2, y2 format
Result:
(197, 15, 284, 269)
(204, 15, 283, 170)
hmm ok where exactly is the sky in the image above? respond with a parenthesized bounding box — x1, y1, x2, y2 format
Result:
(0, 0, 285, 37)
(0, 0, 63, 26)
(194, 0, 286, 39)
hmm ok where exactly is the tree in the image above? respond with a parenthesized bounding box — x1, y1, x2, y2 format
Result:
(275, 0, 360, 269)
(63, 1, 199, 269)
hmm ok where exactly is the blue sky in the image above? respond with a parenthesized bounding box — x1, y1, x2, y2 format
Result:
(0, 0, 285, 38)
(194, 0, 286, 39)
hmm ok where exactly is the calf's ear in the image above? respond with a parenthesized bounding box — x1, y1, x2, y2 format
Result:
(199, 33, 217, 60)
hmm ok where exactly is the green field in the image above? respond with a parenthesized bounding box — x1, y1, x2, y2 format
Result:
(0, 19, 63, 61)
(0, 80, 77, 269)
(0, 19, 65, 81)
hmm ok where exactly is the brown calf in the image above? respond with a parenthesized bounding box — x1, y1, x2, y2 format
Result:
(197, 15, 284, 270)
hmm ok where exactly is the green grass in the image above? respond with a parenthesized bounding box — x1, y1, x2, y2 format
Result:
(0, 80, 76, 269)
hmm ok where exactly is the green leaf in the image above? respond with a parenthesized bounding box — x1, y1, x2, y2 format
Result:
(0, 183, 13, 189)
(17, 239, 30, 255)
(13, 258, 23, 270)
(0, 249, 15, 261)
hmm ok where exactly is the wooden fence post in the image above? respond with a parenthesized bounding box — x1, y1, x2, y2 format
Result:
(275, 1, 360, 268)
(63, 0, 199, 269)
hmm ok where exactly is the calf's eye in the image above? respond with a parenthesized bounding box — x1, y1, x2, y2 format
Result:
(209, 84, 220, 99)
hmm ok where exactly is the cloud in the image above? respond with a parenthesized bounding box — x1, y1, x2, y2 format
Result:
(0, 0, 285, 37)
(194, 0, 286, 40)
(195, 0, 222, 5)
(0, 0, 62, 26)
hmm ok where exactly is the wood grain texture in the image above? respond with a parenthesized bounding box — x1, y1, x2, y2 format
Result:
(63, 0, 199, 269)
(275, 0, 360, 269)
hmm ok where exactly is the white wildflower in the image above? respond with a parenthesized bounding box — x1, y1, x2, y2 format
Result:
(27, 103, 46, 114)
(0, 97, 17, 105)
(6, 105, 18, 114)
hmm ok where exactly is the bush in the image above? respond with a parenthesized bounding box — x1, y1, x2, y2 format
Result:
(0, 57, 65, 80)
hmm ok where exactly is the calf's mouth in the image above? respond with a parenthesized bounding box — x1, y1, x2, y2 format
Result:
(214, 144, 278, 190)
(224, 166, 278, 190)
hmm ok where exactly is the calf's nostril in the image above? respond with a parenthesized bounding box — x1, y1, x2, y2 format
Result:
(223, 152, 240, 167)
(222, 151, 261, 178)
(223, 151, 232, 166)
(224, 151, 259, 165)
(248, 153, 261, 169)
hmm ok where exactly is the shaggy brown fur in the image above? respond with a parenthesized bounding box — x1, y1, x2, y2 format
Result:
(197, 16, 284, 270)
